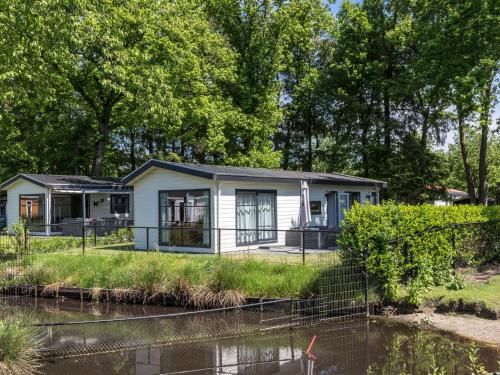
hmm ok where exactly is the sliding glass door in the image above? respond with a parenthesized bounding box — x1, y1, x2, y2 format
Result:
(328, 191, 361, 228)
(236, 190, 277, 245)
(159, 190, 210, 248)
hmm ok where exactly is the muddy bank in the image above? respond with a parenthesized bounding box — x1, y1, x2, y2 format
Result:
(381, 310, 500, 346)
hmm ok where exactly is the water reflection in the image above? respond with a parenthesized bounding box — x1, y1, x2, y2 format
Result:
(41, 320, 499, 375)
(2, 297, 498, 374)
(0, 296, 183, 323)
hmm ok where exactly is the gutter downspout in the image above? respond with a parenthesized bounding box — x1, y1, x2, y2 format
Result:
(47, 188, 52, 236)
(82, 189, 87, 224)
(214, 176, 222, 253)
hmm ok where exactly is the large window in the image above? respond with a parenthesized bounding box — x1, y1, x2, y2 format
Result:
(111, 194, 130, 214)
(159, 190, 210, 248)
(19, 194, 45, 230)
(236, 190, 277, 245)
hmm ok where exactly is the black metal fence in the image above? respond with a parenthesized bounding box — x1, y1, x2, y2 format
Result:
(2, 220, 497, 358)
(0, 223, 368, 357)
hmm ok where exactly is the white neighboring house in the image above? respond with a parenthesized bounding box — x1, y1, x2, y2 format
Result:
(429, 187, 469, 206)
(123, 160, 387, 253)
(0, 174, 133, 235)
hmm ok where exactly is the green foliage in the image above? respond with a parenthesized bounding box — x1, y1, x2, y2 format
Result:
(0, 318, 40, 374)
(0, 0, 498, 203)
(446, 272, 465, 291)
(447, 129, 500, 193)
(6, 251, 325, 300)
(338, 202, 498, 304)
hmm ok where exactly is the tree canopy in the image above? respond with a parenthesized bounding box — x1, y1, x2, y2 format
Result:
(0, 0, 498, 204)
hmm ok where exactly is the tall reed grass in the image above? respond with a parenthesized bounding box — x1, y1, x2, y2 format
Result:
(8, 252, 325, 308)
(0, 319, 40, 375)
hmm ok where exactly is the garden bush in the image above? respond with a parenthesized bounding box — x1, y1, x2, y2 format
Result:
(338, 202, 499, 304)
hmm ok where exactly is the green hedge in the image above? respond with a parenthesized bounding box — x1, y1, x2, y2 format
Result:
(338, 202, 499, 304)
(0, 227, 133, 256)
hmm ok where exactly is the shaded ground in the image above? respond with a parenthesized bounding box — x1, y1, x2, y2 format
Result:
(463, 264, 500, 283)
(424, 266, 500, 311)
(386, 311, 500, 346)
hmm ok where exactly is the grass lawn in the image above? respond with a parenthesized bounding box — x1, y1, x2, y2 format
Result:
(1, 250, 330, 302)
(424, 274, 500, 310)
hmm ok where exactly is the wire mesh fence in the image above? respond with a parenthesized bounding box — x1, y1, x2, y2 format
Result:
(1, 220, 498, 359)
(40, 318, 370, 374)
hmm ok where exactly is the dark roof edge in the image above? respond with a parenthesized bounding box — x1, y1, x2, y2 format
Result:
(0, 174, 130, 191)
(216, 174, 384, 186)
(122, 160, 214, 184)
(123, 159, 387, 187)
(0, 174, 48, 190)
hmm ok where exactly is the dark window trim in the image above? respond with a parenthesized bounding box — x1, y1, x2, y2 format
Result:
(19, 193, 46, 229)
(158, 189, 211, 248)
(110, 194, 130, 214)
(235, 189, 278, 246)
(310, 200, 322, 215)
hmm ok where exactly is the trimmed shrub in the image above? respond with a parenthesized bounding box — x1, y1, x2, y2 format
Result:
(338, 202, 499, 304)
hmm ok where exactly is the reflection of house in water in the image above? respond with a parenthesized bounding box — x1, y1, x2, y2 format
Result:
(105, 322, 370, 375)
(133, 342, 303, 375)
(41, 320, 373, 374)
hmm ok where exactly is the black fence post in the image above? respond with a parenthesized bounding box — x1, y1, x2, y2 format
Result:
(82, 225, 86, 255)
(364, 246, 369, 317)
(146, 227, 149, 252)
(217, 228, 221, 257)
(23, 224, 28, 255)
(301, 230, 306, 265)
(93, 222, 97, 247)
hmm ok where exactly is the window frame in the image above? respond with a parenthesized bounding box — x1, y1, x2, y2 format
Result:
(158, 189, 211, 248)
(19, 194, 46, 229)
(235, 189, 278, 246)
(110, 194, 130, 214)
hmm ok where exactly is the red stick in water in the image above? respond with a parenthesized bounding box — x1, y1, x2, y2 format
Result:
(306, 335, 317, 355)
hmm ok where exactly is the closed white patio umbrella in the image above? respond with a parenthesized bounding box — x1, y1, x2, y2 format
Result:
(299, 180, 312, 228)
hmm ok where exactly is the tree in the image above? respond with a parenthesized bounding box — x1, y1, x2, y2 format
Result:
(1, 0, 237, 177)
(419, 0, 500, 204)
(447, 128, 500, 197)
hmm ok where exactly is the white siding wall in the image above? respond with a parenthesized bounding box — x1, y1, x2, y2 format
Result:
(87, 193, 134, 220)
(132, 167, 215, 252)
(131, 168, 380, 253)
(6, 180, 48, 231)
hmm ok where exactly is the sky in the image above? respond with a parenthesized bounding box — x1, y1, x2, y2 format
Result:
(326, 0, 500, 151)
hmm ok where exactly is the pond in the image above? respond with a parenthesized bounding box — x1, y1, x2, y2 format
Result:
(1, 297, 498, 374)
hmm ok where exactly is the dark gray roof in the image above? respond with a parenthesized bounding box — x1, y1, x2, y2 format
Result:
(0, 174, 129, 191)
(123, 160, 387, 187)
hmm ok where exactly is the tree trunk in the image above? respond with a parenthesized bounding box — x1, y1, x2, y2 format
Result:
(305, 114, 313, 172)
(91, 102, 112, 177)
(129, 129, 136, 172)
(478, 83, 492, 205)
(457, 105, 477, 204)
(282, 121, 291, 170)
(361, 120, 369, 177)
(383, 86, 391, 153)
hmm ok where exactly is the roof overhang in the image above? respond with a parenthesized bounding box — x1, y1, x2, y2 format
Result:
(0, 174, 132, 192)
(122, 159, 214, 185)
(0, 174, 47, 190)
(123, 159, 387, 188)
(51, 187, 133, 194)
